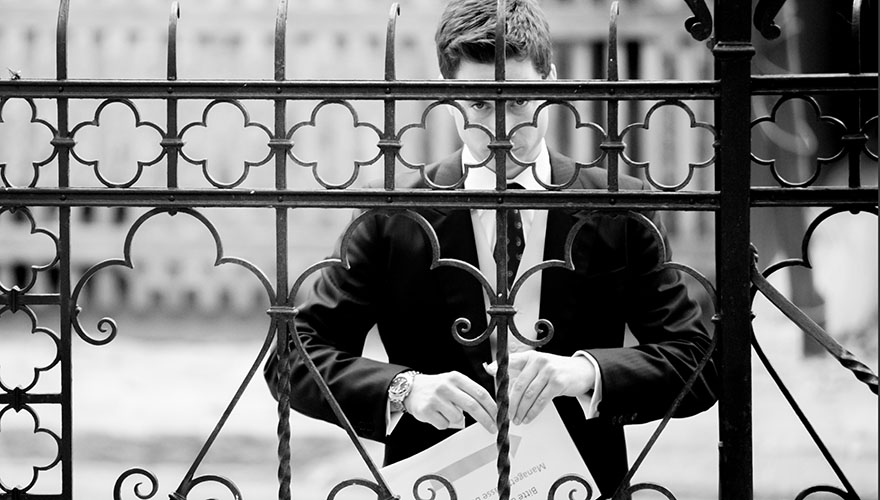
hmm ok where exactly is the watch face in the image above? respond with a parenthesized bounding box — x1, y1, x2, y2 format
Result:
(389, 375, 409, 398)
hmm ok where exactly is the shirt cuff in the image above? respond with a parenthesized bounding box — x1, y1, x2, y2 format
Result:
(573, 350, 603, 419)
(386, 399, 404, 435)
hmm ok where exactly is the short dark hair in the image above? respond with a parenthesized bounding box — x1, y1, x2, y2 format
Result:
(435, 0, 553, 79)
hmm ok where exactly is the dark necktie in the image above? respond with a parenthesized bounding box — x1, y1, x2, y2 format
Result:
(501, 183, 525, 289)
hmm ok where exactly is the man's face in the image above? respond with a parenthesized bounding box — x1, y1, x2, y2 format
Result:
(450, 58, 555, 179)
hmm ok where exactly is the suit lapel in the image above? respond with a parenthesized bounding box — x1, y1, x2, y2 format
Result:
(538, 152, 592, 354)
(423, 152, 494, 385)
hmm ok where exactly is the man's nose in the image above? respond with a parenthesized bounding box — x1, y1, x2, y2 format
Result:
(482, 109, 521, 130)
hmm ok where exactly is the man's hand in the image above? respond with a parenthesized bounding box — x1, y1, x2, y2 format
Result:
(484, 352, 595, 425)
(404, 371, 497, 433)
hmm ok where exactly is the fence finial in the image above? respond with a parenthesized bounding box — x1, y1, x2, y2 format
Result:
(56, 0, 70, 80)
(851, 0, 865, 75)
(275, 0, 289, 81)
(167, 2, 180, 81)
(608, 2, 619, 82)
(384, 3, 400, 81)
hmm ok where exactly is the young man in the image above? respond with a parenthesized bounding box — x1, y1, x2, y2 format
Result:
(265, 0, 718, 495)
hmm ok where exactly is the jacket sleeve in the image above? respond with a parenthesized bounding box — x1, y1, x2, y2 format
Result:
(587, 209, 719, 425)
(263, 210, 410, 442)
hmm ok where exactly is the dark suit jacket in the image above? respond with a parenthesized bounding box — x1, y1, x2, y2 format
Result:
(265, 150, 718, 497)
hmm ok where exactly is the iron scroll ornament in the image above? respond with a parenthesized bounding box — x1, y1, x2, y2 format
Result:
(548, 475, 594, 500)
(70, 207, 274, 345)
(279, 206, 719, 500)
(747, 208, 878, 500)
(279, 207, 498, 500)
(284, 206, 498, 349)
(682, 0, 713, 42)
(605, 211, 719, 500)
(113, 469, 245, 500)
(754, 0, 786, 40)
(749, 209, 879, 395)
(65, 207, 279, 500)
(502, 207, 717, 350)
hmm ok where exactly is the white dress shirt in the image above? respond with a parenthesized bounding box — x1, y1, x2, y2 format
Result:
(387, 143, 602, 433)
(463, 142, 602, 422)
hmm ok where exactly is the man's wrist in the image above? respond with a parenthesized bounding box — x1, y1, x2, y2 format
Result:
(388, 370, 419, 413)
(571, 351, 599, 395)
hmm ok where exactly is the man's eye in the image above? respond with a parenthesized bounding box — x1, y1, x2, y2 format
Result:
(511, 99, 529, 107)
(471, 101, 488, 111)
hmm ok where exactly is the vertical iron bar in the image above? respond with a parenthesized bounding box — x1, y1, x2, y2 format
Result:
(493, 0, 508, 186)
(166, 2, 181, 188)
(55, 0, 73, 498)
(846, 0, 864, 188)
(605, 2, 621, 192)
(492, 2, 513, 500)
(274, 2, 292, 500)
(383, 4, 401, 191)
(713, 0, 755, 498)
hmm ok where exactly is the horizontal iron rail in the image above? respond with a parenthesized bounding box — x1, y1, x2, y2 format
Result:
(749, 187, 878, 206)
(4, 189, 720, 210)
(1, 188, 873, 209)
(0, 80, 719, 101)
(0, 495, 63, 500)
(0, 393, 62, 405)
(1, 74, 875, 100)
(751, 73, 879, 94)
(0, 293, 60, 306)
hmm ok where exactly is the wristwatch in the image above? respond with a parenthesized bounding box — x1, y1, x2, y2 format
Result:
(388, 370, 419, 413)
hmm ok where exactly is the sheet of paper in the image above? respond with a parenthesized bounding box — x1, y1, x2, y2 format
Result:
(381, 406, 597, 500)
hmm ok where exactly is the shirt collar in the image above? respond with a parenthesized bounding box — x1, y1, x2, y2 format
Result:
(462, 141, 551, 191)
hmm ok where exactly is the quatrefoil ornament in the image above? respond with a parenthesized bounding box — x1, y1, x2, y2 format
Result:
(396, 100, 493, 189)
(620, 100, 716, 192)
(288, 100, 382, 189)
(0, 208, 59, 294)
(751, 95, 847, 188)
(70, 99, 164, 188)
(0, 98, 57, 188)
(508, 100, 607, 190)
(0, 307, 60, 394)
(0, 404, 61, 492)
(179, 99, 273, 189)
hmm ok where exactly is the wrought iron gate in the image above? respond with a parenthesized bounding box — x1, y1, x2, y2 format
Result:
(0, 0, 877, 499)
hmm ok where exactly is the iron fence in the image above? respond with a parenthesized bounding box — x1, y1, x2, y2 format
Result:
(0, 0, 877, 499)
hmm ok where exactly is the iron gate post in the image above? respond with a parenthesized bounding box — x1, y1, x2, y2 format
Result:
(714, 0, 756, 499)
